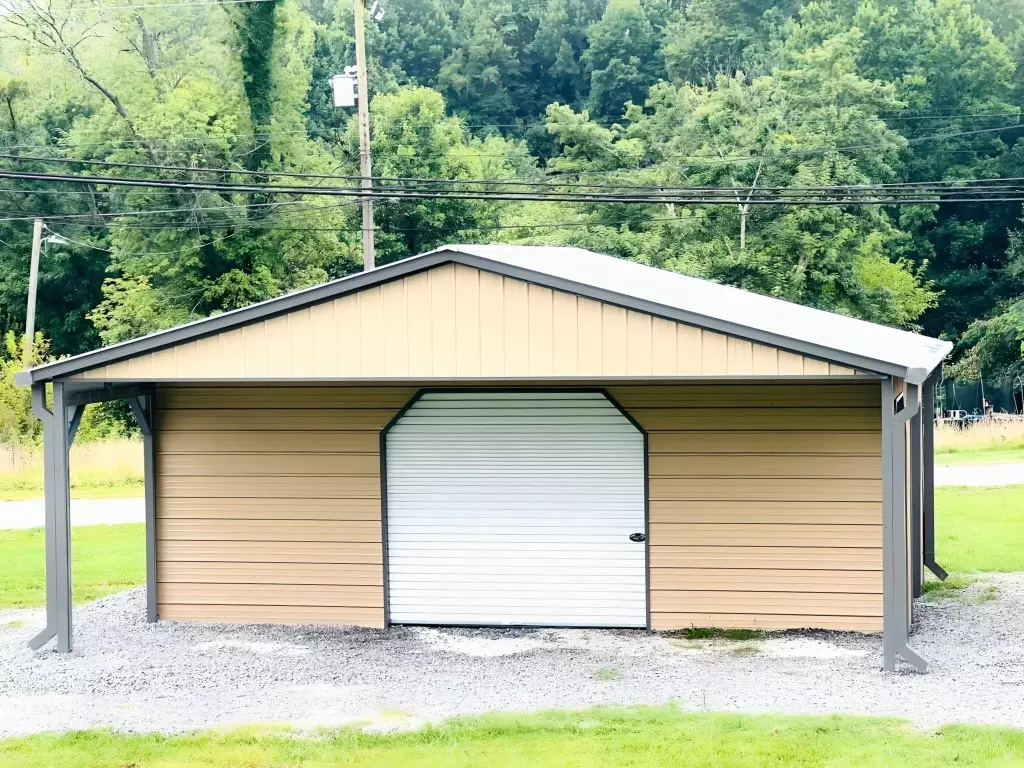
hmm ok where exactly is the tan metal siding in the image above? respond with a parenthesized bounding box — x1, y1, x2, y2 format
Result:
(157, 380, 881, 632)
(155, 385, 415, 626)
(609, 381, 883, 633)
(78, 265, 861, 381)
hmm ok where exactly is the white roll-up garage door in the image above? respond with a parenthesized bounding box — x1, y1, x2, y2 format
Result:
(384, 390, 647, 627)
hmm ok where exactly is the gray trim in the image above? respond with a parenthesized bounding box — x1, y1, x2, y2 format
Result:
(28, 383, 57, 651)
(66, 383, 155, 406)
(29, 374, 886, 385)
(922, 370, 947, 581)
(881, 379, 896, 671)
(140, 393, 158, 623)
(17, 250, 934, 386)
(129, 396, 153, 436)
(881, 378, 928, 673)
(910, 405, 922, 599)
(53, 381, 73, 653)
(66, 404, 84, 445)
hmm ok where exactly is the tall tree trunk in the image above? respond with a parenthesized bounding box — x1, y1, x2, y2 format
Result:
(230, 0, 278, 175)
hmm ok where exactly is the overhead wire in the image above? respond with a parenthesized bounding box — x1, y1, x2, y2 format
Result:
(5, 169, 1024, 215)
(8, 151, 1024, 194)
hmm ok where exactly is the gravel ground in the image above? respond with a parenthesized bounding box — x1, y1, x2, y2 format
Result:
(1, 575, 1023, 736)
(935, 462, 1024, 486)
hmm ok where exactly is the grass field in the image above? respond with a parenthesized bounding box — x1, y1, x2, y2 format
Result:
(0, 440, 142, 501)
(2, 707, 1024, 768)
(935, 485, 1024, 572)
(0, 524, 144, 609)
(936, 448, 1024, 466)
(936, 419, 1024, 455)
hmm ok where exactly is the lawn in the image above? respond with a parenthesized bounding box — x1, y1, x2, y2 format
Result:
(2, 707, 1024, 768)
(936, 485, 1024, 572)
(936, 448, 1024, 466)
(0, 524, 144, 609)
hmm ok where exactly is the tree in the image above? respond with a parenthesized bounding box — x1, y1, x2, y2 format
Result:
(662, 0, 791, 84)
(377, 0, 456, 86)
(583, 0, 663, 120)
(364, 86, 526, 261)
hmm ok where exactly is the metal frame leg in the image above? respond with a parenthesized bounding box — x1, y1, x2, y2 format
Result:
(53, 382, 73, 652)
(131, 394, 158, 623)
(28, 384, 56, 650)
(882, 378, 928, 673)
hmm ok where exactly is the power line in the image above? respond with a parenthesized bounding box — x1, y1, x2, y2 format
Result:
(7, 167, 1024, 211)
(9, 151, 1024, 194)
(47, 228, 244, 256)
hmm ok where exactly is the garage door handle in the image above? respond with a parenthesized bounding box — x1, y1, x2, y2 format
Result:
(629, 533, 646, 543)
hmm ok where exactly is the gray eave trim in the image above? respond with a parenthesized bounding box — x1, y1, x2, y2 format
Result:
(16, 248, 944, 385)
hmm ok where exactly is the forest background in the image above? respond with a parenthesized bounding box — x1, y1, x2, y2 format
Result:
(1, 0, 1023, 439)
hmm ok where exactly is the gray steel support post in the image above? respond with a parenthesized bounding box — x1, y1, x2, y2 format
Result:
(27, 381, 73, 652)
(882, 379, 928, 673)
(27, 384, 56, 650)
(922, 372, 947, 581)
(53, 381, 73, 652)
(131, 395, 158, 623)
(910, 406, 923, 599)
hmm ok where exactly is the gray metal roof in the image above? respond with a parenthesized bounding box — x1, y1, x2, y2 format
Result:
(17, 244, 951, 386)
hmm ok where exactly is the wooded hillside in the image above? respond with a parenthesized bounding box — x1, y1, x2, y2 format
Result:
(2, 0, 1024, 384)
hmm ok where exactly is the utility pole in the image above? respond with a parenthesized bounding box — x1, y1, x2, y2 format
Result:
(353, 0, 375, 271)
(23, 218, 43, 368)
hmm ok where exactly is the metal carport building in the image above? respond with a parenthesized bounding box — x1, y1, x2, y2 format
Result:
(16, 244, 951, 671)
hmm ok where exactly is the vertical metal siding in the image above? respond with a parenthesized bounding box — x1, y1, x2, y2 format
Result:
(385, 391, 647, 627)
(77, 265, 860, 381)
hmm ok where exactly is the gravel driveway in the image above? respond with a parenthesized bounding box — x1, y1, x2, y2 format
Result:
(1, 575, 1023, 736)
(0, 497, 143, 530)
(935, 461, 1024, 487)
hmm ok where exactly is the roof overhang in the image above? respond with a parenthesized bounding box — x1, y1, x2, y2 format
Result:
(16, 247, 949, 387)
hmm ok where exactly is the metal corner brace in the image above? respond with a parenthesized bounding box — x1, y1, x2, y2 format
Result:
(881, 378, 928, 673)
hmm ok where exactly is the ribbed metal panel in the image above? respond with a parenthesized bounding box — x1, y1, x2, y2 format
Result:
(385, 391, 646, 627)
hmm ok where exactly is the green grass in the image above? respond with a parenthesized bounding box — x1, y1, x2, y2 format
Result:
(665, 628, 765, 642)
(728, 643, 762, 655)
(0, 483, 143, 502)
(594, 666, 622, 681)
(936, 486, 1024, 572)
(921, 574, 977, 601)
(935, 448, 1024, 466)
(0, 524, 144, 609)
(2, 707, 1024, 768)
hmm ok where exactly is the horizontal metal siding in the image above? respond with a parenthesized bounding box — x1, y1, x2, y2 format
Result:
(610, 380, 884, 633)
(385, 391, 647, 627)
(154, 385, 412, 627)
